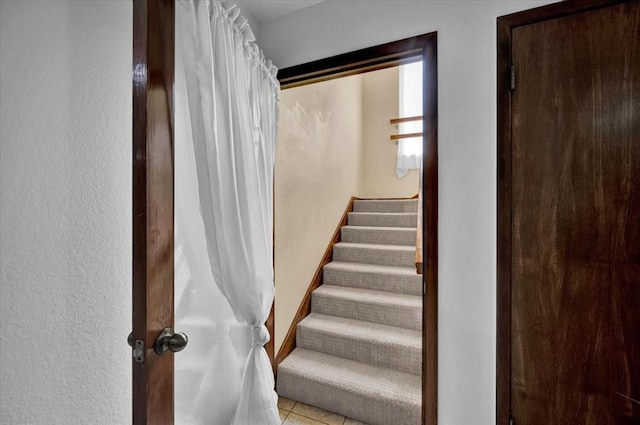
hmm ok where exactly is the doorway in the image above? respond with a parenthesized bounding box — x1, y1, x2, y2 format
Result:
(273, 33, 438, 425)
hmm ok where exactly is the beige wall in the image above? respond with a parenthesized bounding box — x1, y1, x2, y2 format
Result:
(361, 67, 419, 198)
(274, 75, 364, 352)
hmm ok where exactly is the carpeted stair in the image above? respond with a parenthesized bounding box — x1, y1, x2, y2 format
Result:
(277, 198, 422, 425)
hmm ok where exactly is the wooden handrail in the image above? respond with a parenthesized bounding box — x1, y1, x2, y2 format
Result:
(391, 132, 423, 141)
(390, 115, 423, 125)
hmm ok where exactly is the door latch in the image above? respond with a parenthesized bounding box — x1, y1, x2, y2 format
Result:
(127, 332, 144, 363)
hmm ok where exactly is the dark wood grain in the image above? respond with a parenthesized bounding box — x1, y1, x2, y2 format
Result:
(498, 1, 640, 424)
(132, 1, 175, 424)
(275, 197, 356, 371)
(278, 34, 438, 425)
(422, 36, 438, 425)
(496, 15, 513, 425)
(498, 0, 629, 27)
(279, 33, 435, 89)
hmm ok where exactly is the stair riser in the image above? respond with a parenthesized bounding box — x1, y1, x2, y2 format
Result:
(353, 200, 418, 213)
(312, 292, 421, 330)
(297, 326, 421, 374)
(333, 245, 415, 268)
(277, 371, 420, 425)
(341, 227, 416, 246)
(348, 213, 417, 228)
(323, 266, 422, 296)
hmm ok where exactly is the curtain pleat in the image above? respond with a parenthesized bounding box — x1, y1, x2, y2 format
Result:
(176, 1, 280, 424)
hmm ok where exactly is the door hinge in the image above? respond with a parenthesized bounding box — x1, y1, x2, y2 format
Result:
(510, 65, 516, 90)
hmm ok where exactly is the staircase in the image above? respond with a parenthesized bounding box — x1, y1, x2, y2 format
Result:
(277, 198, 422, 425)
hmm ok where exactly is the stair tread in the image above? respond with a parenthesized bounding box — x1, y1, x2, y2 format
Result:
(343, 225, 417, 231)
(334, 242, 415, 252)
(333, 242, 415, 268)
(299, 313, 421, 348)
(324, 261, 418, 276)
(278, 348, 421, 405)
(353, 198, 418, 211)
(348, 212, 417, 229)
(349, 212, 417, 216)
(323, 261, 422, 296)
(354, 199, 417, 203)
(314, 284, 421, 307)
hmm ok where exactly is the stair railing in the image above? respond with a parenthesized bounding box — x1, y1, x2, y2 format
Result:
(389, 115, 424, 145)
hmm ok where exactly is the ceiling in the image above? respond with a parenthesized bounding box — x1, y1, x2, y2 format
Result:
(233, 1, 325, 24)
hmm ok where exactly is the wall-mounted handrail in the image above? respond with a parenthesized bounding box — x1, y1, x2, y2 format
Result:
(391, 132, 423, 141)
(390, 115, 423, 125)
(390, 116, 424, 143)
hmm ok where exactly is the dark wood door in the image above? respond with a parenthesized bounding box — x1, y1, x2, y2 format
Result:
(132, 0, 175, 424)
(498, 1, 640, 424)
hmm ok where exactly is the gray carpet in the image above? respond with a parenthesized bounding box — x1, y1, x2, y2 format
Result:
(277, 199, 422, 425)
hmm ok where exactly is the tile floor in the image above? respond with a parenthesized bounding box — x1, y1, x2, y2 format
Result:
(277, 396, 370, 425)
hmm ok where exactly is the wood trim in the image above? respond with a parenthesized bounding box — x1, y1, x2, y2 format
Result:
(279, 33, 435, 89)
(391, 132, 424, 141)
(496, 14, 513, 425)
(280, 59, 418, 90)
(415, 195, 423, 275)
(391, 115, 424, 125)
(277, 33, 438, 425)
(495, 1, 630, 423)
(498, 0, 629, 27)
(274, 196, 357, 369)
(132, 0, 175, 424)
(422, 35, 438, 425)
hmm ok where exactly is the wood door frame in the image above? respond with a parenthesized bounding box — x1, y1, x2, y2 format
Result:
(496, 1, 631, 423)
(277, 32, 439, 425)
(132, 0, 175, 424)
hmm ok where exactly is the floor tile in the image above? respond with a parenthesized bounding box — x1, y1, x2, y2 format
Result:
(283, 412, 330, 425)
(291, 402, 345, 425)
(278, 396, 296, 411)
(279, 408, 290, 424)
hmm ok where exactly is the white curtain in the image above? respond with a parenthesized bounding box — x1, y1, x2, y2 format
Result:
(175, 1, 280, 424)
(396, 61, 423, 178)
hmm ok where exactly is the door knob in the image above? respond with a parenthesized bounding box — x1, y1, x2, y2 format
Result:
(154, 327, 188, 355)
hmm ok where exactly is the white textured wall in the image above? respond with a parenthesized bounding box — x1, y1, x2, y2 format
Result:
(361, 66, 419, 198)
(0, 1, 132, 424)
(274, 75, 363, 353)
(260, 1, 557, 424)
